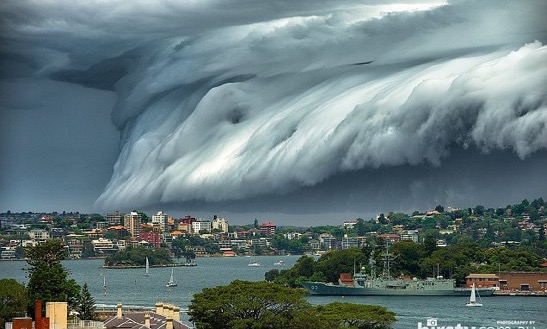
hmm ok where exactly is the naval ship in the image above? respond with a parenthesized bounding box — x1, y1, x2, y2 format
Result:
(301, 250, 496, 297)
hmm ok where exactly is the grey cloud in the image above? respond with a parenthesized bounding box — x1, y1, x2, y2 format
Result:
(1, 0, 546, 219)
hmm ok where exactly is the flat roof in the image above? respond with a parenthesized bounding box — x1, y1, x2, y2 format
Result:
(466, 273, 499, 279)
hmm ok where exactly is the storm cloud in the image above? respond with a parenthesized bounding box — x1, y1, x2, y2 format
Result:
(1, 0, 546, 221)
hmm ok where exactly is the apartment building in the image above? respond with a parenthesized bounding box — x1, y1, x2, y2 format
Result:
(152, 211, 168, 233)
(124, 211, 142, 237)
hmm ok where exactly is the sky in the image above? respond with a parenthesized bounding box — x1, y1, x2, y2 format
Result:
(0, 0, 546, 225)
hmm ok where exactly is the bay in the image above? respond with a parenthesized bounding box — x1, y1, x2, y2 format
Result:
(1, 257, 544, 329)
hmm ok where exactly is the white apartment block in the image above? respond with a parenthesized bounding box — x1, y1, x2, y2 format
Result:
(91, 238, 116, 253)
(192, 220, 212, 233)
(212, 217, 229, 233)
(400, 230, 419, 243)
(29, 229, 50, 242)
(152, 211, 169, 232)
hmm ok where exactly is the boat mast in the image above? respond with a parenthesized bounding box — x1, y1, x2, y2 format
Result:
(381, 243, 395, 279)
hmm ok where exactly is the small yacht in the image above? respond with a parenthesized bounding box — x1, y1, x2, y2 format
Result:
(466, 283, 483, 307)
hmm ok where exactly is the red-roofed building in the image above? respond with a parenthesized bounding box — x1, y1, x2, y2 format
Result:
(259, 222, 276, 235)
(107, 226, 128, 237)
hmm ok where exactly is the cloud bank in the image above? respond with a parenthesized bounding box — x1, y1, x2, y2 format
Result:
(1, 0, 546, 216)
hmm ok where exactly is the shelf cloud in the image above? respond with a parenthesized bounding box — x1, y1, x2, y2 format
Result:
(1, 0, 546, 219)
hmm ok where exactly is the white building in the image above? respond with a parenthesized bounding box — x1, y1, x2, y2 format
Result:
(91, 238, 116, 253)
(29, 229, 50, 242)
(212, 217, 229, 233)
(152, 211, 169, 233)
(192, 220, 212, 234)
(400, 230, 419, 243)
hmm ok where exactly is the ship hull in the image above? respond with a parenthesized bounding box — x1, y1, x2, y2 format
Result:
(301, 281, 496, 297)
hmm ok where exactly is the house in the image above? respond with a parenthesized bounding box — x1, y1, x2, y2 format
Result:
(104, 303, 190, 329)
(465, 273, 499, 289)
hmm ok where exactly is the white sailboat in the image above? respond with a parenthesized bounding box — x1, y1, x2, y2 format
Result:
(145, 257, 149, 277)
(466, 283, 483, 307)
(166, 268, 177, 287)
(103, 275, 107, 296)
(248, 256, 261, 267)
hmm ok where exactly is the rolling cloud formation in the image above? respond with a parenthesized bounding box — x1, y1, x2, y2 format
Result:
(1, 0, 546, 215)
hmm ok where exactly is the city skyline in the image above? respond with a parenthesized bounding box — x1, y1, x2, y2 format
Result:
(1, 1, 546, 226)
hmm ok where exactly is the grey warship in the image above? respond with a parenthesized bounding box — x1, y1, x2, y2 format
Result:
(301, 250, 496, 297)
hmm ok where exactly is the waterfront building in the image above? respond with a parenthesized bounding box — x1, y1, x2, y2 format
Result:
(497, 271, 547, 292)
(465, 273, 500, 289)
(1, 246, 16, 259)
(124, 212, 142, 237)
(152, 211, 168, 233)
(92, 238, 116, 254)
(64, 234, 84, 258)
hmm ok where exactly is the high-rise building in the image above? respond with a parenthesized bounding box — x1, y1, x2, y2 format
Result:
(124, 211, 142, 237)
(106, 211, 124, 226)
(152, 211, 169, 233)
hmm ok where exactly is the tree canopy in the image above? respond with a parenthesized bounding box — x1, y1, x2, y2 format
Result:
(188, 280, 396, 329)
(316, 302, 396, 329)
(0, 279, 28, 329)
(188, 280, 314, 329)
(104, 246, 172, 267)
(25, 240, 80, 314)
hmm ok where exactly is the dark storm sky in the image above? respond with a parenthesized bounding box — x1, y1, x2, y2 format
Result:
(1, 0, 546, 225)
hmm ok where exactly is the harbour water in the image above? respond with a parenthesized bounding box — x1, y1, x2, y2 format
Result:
(1, 257, 544, 329)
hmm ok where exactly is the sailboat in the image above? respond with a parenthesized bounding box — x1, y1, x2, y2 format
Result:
(248, 255, 261, 267)
(166, 268, 177, 287)
(145, 257, 149, 277)
(103, 275, 107, 296)
(466, 283, 483, 307)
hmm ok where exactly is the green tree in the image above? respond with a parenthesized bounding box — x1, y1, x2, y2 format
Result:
(423, 235, 437, 256)
(315, 249, 366, 283)
(355, 219, 367, 236)
(25, 240, 81, 314)
(316, 302, 396, 329)
(188, 280, 316, 329)
(77, 283, 96, 320)
(0, 279, 28, 329)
